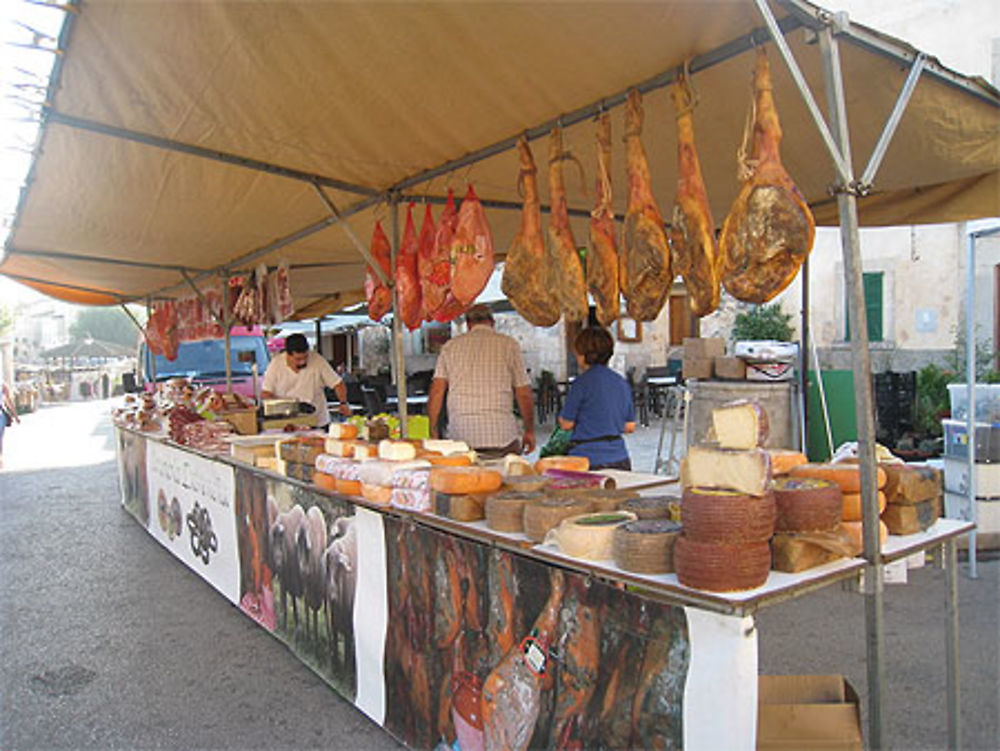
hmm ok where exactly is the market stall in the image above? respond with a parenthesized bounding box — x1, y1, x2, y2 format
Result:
(4, 1, 998, 749)
(114, 420, 972, 751)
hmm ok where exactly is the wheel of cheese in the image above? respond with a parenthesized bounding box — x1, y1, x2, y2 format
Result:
(680, 488, 776, 543)
(620, 495, 678, 521)
(324, 438, 360, 458)
(430, 467, 504, 495)
(613, 519, 683, 574)
(335, 478, 362, 497)
(768, 449, 809, 476)
(840, 491, 887, 522)
(535, 455, 590, 473)
(788, 463, 887, 493)
(712, 399, 769, 449)
(426, 453, 474, 467)
(841, 520, 888, 551)
(353, 444, 379, 460)
(674, 537, 771, 592)
(502, 475, 551, 493)
(312, 471, 336, 492)
(434, 492, 487, 522)
(772, 477, 842, 532)
(485, 492, 544, 533)
(576, 488, 641, 513)
(328, 422, 360, 439)
(523, 497, 594, 543)
(361, 482, 393, 506)
(545, 511, 637, 560)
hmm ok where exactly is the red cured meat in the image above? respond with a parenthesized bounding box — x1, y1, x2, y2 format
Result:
(365, 221, 393, 321)
(396, 204, 423, 331)
(424, 189, 457, 320)
(147, 301, 179, 361)
(449, 185, 495, 306)
(415, 203, 439, 321)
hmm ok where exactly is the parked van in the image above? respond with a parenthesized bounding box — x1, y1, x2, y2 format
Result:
(136, 327, 271, 397)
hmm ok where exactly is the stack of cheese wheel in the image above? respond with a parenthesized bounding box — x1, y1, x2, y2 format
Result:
(545, 511, 637, 560)
(485, 491, 545, 533)
(789, 462, 888, 547)
(613, 519, 683, 574)
(312, 470, 337, 492)
(523, 496, 594, 543)
(535, 455, 590, 473)
(502, 475, 551, 494)
(575, 487, 641, 512)
(620, 495, 678, 521)
(879, 462, 943, 536)
(768, 448, 809, 476)
(675, 398, 776, 592)
(430, 466, 504, 496)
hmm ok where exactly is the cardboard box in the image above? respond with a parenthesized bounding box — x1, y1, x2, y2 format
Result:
(714, 356, 747, 380)
(757, 675, 863, 751)
(683, 356, 714, 381)
(683, 337, 726, 360)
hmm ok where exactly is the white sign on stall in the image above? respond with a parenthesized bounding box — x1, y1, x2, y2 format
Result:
(146, 440, 240, 604)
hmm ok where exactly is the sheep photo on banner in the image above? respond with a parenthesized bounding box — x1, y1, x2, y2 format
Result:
(234, 467, 360, 703)
(117, 429, 149, 527)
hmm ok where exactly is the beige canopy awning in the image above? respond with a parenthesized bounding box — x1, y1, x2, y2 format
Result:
(2, 0, 998, 315)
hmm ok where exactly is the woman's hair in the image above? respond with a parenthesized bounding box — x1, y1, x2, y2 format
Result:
(575, 326, 614, 365)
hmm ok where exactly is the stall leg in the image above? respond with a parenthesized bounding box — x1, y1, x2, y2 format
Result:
(944, 538, 961, 749)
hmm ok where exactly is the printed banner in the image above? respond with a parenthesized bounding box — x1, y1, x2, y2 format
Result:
(116, 429, 149, 527)
(146, 440, 239, 603)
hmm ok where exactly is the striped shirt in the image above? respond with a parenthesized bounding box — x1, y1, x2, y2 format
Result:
(433, 325, 530, 449)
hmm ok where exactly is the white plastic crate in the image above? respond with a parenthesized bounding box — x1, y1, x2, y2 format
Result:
(947, 383, 1000, 423)
(943, 457, 1000, 498)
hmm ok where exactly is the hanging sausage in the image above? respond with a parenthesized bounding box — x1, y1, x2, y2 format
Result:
(365, 220, 393, 321)
(396, 203, 423, 331)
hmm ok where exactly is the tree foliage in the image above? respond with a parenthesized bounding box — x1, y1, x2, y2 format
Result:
(732, 303, 794, 342)
(69, 307, 141, 348)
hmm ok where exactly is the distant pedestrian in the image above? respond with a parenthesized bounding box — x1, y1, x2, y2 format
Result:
(0, 378, 20, 469)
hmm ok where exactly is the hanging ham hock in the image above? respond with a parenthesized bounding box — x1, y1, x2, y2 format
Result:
(588, 112, 621, 326)
(719, 48, 815, 303)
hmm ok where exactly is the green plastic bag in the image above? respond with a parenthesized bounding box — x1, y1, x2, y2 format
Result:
(539, 427, 573, 458)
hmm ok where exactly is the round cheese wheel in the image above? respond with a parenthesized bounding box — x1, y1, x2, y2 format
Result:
(430, 467, 504, 495)
(312, 471, 336, 492)
(840, 491, 887, 522)
(842, 520, 888, 551)
(613, 519, 683, 574)
(680, 487, 776, 543)
(620, 495, 678, 521)
(772, 477, 843, 532)
(426, 453, 474, 467)
(502, 475, 551, 494)
(674, 537, 771, 592)
(789, 463, 887, 493)
(523, 497, 594, 543)
(545, 511, 637, 560)
(485, 492, 544, 533)
(768, 449, 809, 476)
(576, 488, 641, 513)
(535, 455, 590, 473)
(361, 482, 393, 506)
(335, 478, 362, 497)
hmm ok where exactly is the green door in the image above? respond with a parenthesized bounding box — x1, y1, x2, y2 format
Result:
(845, 272, 884, 342)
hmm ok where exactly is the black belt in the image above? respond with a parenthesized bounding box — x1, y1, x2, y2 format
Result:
(568, 434, 622, 448)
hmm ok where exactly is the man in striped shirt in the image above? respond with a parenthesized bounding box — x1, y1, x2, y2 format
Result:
(427, 304, 535, 458)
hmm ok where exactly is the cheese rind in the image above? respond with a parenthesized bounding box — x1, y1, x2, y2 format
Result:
(880, 463, 941, 505)
(328, 422, 359, 439)
(535, 456, 590, 473)
(682, 446, 772, 496)
(711, 399, 769, 449)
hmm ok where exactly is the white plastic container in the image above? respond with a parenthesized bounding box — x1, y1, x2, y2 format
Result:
(947, 383, 1000, 423)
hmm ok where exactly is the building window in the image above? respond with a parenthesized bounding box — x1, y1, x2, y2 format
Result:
(845, 271, 884, 342)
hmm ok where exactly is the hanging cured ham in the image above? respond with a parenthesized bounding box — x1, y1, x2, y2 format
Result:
(365, 220, 393, 321)
(146, 300, 179, 361)
(719, 48, 816, 303)
(547, 128, 588, 323)
(482, 568, 565, 751)
(396, 204, 423, 331)
(588, 113, 621, 326)
(449, 185, 495, 306)
(669, 74, 722, 317)
(501, 136, 561, 327)
(622, 89, 672, 322)
(420, 192, 450, 320)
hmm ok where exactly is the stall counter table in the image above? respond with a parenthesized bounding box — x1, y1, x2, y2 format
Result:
(114, 426, 971, 751)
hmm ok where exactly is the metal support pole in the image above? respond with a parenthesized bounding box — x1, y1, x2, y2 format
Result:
(221, 273, 232, 394)
(799, 259, 810, 454)
(816, 26, 886, 749)
(315, 317, 323, 360)
(312, 184, 391, 287)
(146, 297, 156, 386)
(966, 229, 979, 579)
(389, 196, 409, 438)
(944, 538, 962, 749)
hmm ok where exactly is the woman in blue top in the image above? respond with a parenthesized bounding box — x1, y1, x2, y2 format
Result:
(558, 326, 636, 471)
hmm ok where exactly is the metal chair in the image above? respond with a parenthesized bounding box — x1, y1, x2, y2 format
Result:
(361, 385, 387, 416)
(653, 385, 689, 476)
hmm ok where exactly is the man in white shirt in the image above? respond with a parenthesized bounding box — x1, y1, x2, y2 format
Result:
(261, 334, 349, 427)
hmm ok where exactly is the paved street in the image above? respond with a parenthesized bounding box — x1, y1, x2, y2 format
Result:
(1, 401, 996, 750)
